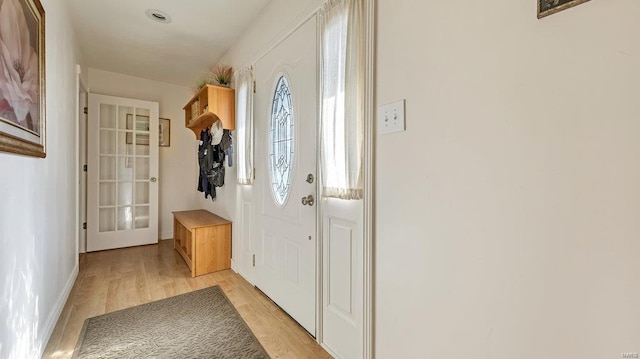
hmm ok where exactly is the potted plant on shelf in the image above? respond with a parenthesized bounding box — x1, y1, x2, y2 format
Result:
(193, 65, 234, 93)
(211, 65, 233, 87)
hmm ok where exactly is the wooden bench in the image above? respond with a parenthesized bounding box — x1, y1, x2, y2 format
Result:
(172, 210, 231, 277)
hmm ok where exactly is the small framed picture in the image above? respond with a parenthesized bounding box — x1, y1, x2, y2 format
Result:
(538, 0, 591, 18)
(159, 118, 170, 147)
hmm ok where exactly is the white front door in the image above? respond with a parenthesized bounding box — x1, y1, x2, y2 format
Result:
(254, 16, 318, 335)
(87, 94, 159, 252)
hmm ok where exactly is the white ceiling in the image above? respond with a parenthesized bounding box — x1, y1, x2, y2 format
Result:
(68, 0, 271, 87)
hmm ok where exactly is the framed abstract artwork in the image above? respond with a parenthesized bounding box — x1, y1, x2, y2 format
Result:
(538, 0, 591, 18)
(0, 0, 46, 157)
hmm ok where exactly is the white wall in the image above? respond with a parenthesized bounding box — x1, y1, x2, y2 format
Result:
(0, 0, 81, 357)
(218, 0, 323, 68)
(376, 0, 639, 358)
(87, 68, 197, 239)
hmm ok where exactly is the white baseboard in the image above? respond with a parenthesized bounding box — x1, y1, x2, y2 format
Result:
(159, 231, 173, 240)
(36, 262, 79, 358)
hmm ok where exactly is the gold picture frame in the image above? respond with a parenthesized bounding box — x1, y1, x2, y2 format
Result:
(159, 118, 170, 147)
(0, 0, 46, 157)
(538, 0, 591, 19)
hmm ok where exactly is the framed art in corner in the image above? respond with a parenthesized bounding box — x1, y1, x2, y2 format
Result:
(159, 118, 170, 147)
(0, 0, 46, 157)
(538, 0, 591, 18)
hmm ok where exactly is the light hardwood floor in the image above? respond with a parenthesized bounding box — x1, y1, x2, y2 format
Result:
(42, 239, 331, 359)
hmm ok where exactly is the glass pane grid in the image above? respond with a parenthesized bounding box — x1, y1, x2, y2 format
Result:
(118, 106, 134, 130)
(100, 104, 117, 129)
(136, 145, 150, 156)
(134, 206, 150, 229)
(135, 182, 149, 205)
(99, 157, 116, 181)
(118, 182, 133, 206)
(99, 208, 115, 232)
(269, 76, 295, 206)
(136, 158, 150, 180)
(100, 104, 153, 233)
(99, 182, 116, 207)
(100, 103, 116, 233)
(118, 206, 134, 231)
(100, 130, 116, 155)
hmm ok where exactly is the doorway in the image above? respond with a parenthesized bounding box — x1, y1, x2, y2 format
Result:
(253, 16, 318, 336)
(237, 2, 375, 358)
(86, 94, 160, 252)
(77, 69, 88, 254)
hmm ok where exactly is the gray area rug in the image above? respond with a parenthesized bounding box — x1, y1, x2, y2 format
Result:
(72, 286, 270, 359)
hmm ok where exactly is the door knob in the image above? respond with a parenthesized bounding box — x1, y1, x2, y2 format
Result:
(301, 195, 314, 206)
(150, 177, 157, 183)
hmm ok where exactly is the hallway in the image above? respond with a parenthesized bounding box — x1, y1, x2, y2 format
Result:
(42, 240, 330, 358)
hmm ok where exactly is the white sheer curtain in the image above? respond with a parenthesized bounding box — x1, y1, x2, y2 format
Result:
(320, 0, 364, 200)
(236, 67, 254, 185)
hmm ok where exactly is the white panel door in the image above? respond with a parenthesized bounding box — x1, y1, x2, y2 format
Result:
(254, 17, 318, 335)
(87, 94, 159, 252)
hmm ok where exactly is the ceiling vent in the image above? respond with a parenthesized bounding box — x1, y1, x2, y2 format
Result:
(145, 9, 172, 24)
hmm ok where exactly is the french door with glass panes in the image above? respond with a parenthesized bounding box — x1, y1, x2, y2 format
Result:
(86, 94, 159, 252)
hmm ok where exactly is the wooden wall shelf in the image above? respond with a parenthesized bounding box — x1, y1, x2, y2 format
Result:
(183, 84, 235, 138)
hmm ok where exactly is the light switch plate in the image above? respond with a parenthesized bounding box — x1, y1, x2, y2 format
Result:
(378, 99, 405, 135)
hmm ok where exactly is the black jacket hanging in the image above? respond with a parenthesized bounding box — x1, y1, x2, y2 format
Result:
(197, 128, 215, 199)
(197, 126, 226, 201)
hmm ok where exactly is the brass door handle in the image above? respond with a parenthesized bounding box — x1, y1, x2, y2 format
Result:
(301, 195, 314, 206)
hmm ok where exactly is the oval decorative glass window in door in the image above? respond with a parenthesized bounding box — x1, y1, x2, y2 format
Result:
(269, 75, 295, 206)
